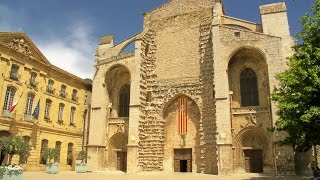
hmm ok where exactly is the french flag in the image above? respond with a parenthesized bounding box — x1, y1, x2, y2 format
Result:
(9, 101, 18, 112)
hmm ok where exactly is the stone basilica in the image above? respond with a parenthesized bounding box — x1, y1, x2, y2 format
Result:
(87, 0, 298, 174)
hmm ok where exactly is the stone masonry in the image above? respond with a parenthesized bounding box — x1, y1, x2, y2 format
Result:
(87, 0, 302, 175)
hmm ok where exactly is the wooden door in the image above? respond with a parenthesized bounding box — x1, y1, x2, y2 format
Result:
(116, 152, 127, 172)
(244, 149, 263, 173)
(174, 149, 192, 172)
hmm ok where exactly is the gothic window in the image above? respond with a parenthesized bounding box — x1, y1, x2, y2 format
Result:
(58, 103, 64, 122)
(40, 139, 48, 164)
(25, 93, 35, 115)
(3, 86, 16, 111)
(44, 99, 52, 120)
(55, 141, 62, 163)
(67, 143, 73, 165)
(240, 68, 259, 106)
(70, 107, 76, 125)
(10, 64, 19, 80)
(118, 84, 130, 117)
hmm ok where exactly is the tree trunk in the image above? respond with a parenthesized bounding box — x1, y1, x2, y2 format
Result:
(314, 145, 318, 167)
(8, 154, 13, 165)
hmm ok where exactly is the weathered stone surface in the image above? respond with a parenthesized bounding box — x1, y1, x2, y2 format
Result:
(88, 0, 299, 175)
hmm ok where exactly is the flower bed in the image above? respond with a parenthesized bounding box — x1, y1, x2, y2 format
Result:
(0, 165, 23, 180)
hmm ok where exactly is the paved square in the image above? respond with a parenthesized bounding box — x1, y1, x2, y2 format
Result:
(23, 171, 312, 180)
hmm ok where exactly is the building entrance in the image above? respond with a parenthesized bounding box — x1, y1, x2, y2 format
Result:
(116, 151, 127, 172)
(174, 148, 192, 172)
(244, 149, 263, 173)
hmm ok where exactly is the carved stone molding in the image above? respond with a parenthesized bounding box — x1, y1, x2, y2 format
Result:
(245, 113, 257, 127)
(107, 117, 128, 125)
(232, 107, 269, 115)
(6, 38, 33, 57)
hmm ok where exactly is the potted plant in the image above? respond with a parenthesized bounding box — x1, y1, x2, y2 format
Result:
(41, 148, 59, 174)
(0, 136, 30, 180)
(75, 150, 87, 173)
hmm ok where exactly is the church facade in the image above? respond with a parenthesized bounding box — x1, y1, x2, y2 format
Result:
(87, 0, 296, 174)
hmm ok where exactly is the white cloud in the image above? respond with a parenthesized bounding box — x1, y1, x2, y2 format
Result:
(36, 21, 96, 79)
(0, 4, 95, 79)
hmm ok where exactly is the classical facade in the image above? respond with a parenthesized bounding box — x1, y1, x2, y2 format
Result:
(88, 0, 297, 174)
(0, 32, 92, 171)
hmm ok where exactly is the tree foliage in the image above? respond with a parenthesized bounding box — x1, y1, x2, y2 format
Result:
(0, 136, 30, 165)
(271, 0, 320, 152)
(41, 148, 58, 164)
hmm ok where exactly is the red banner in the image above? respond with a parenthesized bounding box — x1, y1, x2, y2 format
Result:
(178, 96, 188, 135)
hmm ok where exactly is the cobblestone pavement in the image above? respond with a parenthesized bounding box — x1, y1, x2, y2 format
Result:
(23, 171, 313, 180)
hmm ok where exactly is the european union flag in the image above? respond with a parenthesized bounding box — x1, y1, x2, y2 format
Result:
(32, 100, 40, 119)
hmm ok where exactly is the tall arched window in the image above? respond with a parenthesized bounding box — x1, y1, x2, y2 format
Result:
(118, 84, 130, 117)
(58, 103, 65, 122)
(40, 139, 48, 164)
(3, 87, 16, 111)
(25, 93, 35, 115)
(60, 85, 66, 98)
(10, 64, 19, 80)
(70, 107, 76, 125)
(44, 99, 52, 120)
(67, 143, 73, 165)
(55, 141, 62, 163)
(240, 68, 259, 106)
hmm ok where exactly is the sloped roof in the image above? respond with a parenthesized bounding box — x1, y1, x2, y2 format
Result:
(0, 32, 91, 87)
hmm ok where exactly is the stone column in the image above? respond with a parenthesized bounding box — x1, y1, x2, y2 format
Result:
(126, 40, 142, 173)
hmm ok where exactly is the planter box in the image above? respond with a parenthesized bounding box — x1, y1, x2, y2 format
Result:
(2, 169, 23, 180)
(75, 164, 87, 173)
(46, 163, 59, 174)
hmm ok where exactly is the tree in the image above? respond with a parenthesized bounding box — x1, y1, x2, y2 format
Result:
(271, 0, 320, 152)
(0, 136, 30, 165)
(41, 148, 59, 164)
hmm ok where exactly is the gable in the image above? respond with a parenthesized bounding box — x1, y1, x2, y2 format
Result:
(0, 32, 51, 65)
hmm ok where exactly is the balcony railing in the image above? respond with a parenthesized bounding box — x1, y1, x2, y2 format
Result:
(47, 86, 55, 94)
(29, 79, 38, 87)
(9, 72, 19, 81)
(2, 110, 12, 117)
(57, 119, 64, 124)
(24, 114, 33, 122)
(71, 95, 78, 102)
(59, 91, 66, 98)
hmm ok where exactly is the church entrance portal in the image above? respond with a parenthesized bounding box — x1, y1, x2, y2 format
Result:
(174, 149, 192, 172)
(244, 149, 263, 173)
(116, 151, 127, 172)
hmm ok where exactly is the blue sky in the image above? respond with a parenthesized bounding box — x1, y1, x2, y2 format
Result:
(0, 0, 315, 79)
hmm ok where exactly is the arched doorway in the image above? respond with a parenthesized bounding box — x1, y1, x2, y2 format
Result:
(234, 127, 271, 173)
(108, 133, 128, 172)
(162, 95, 201, 173)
